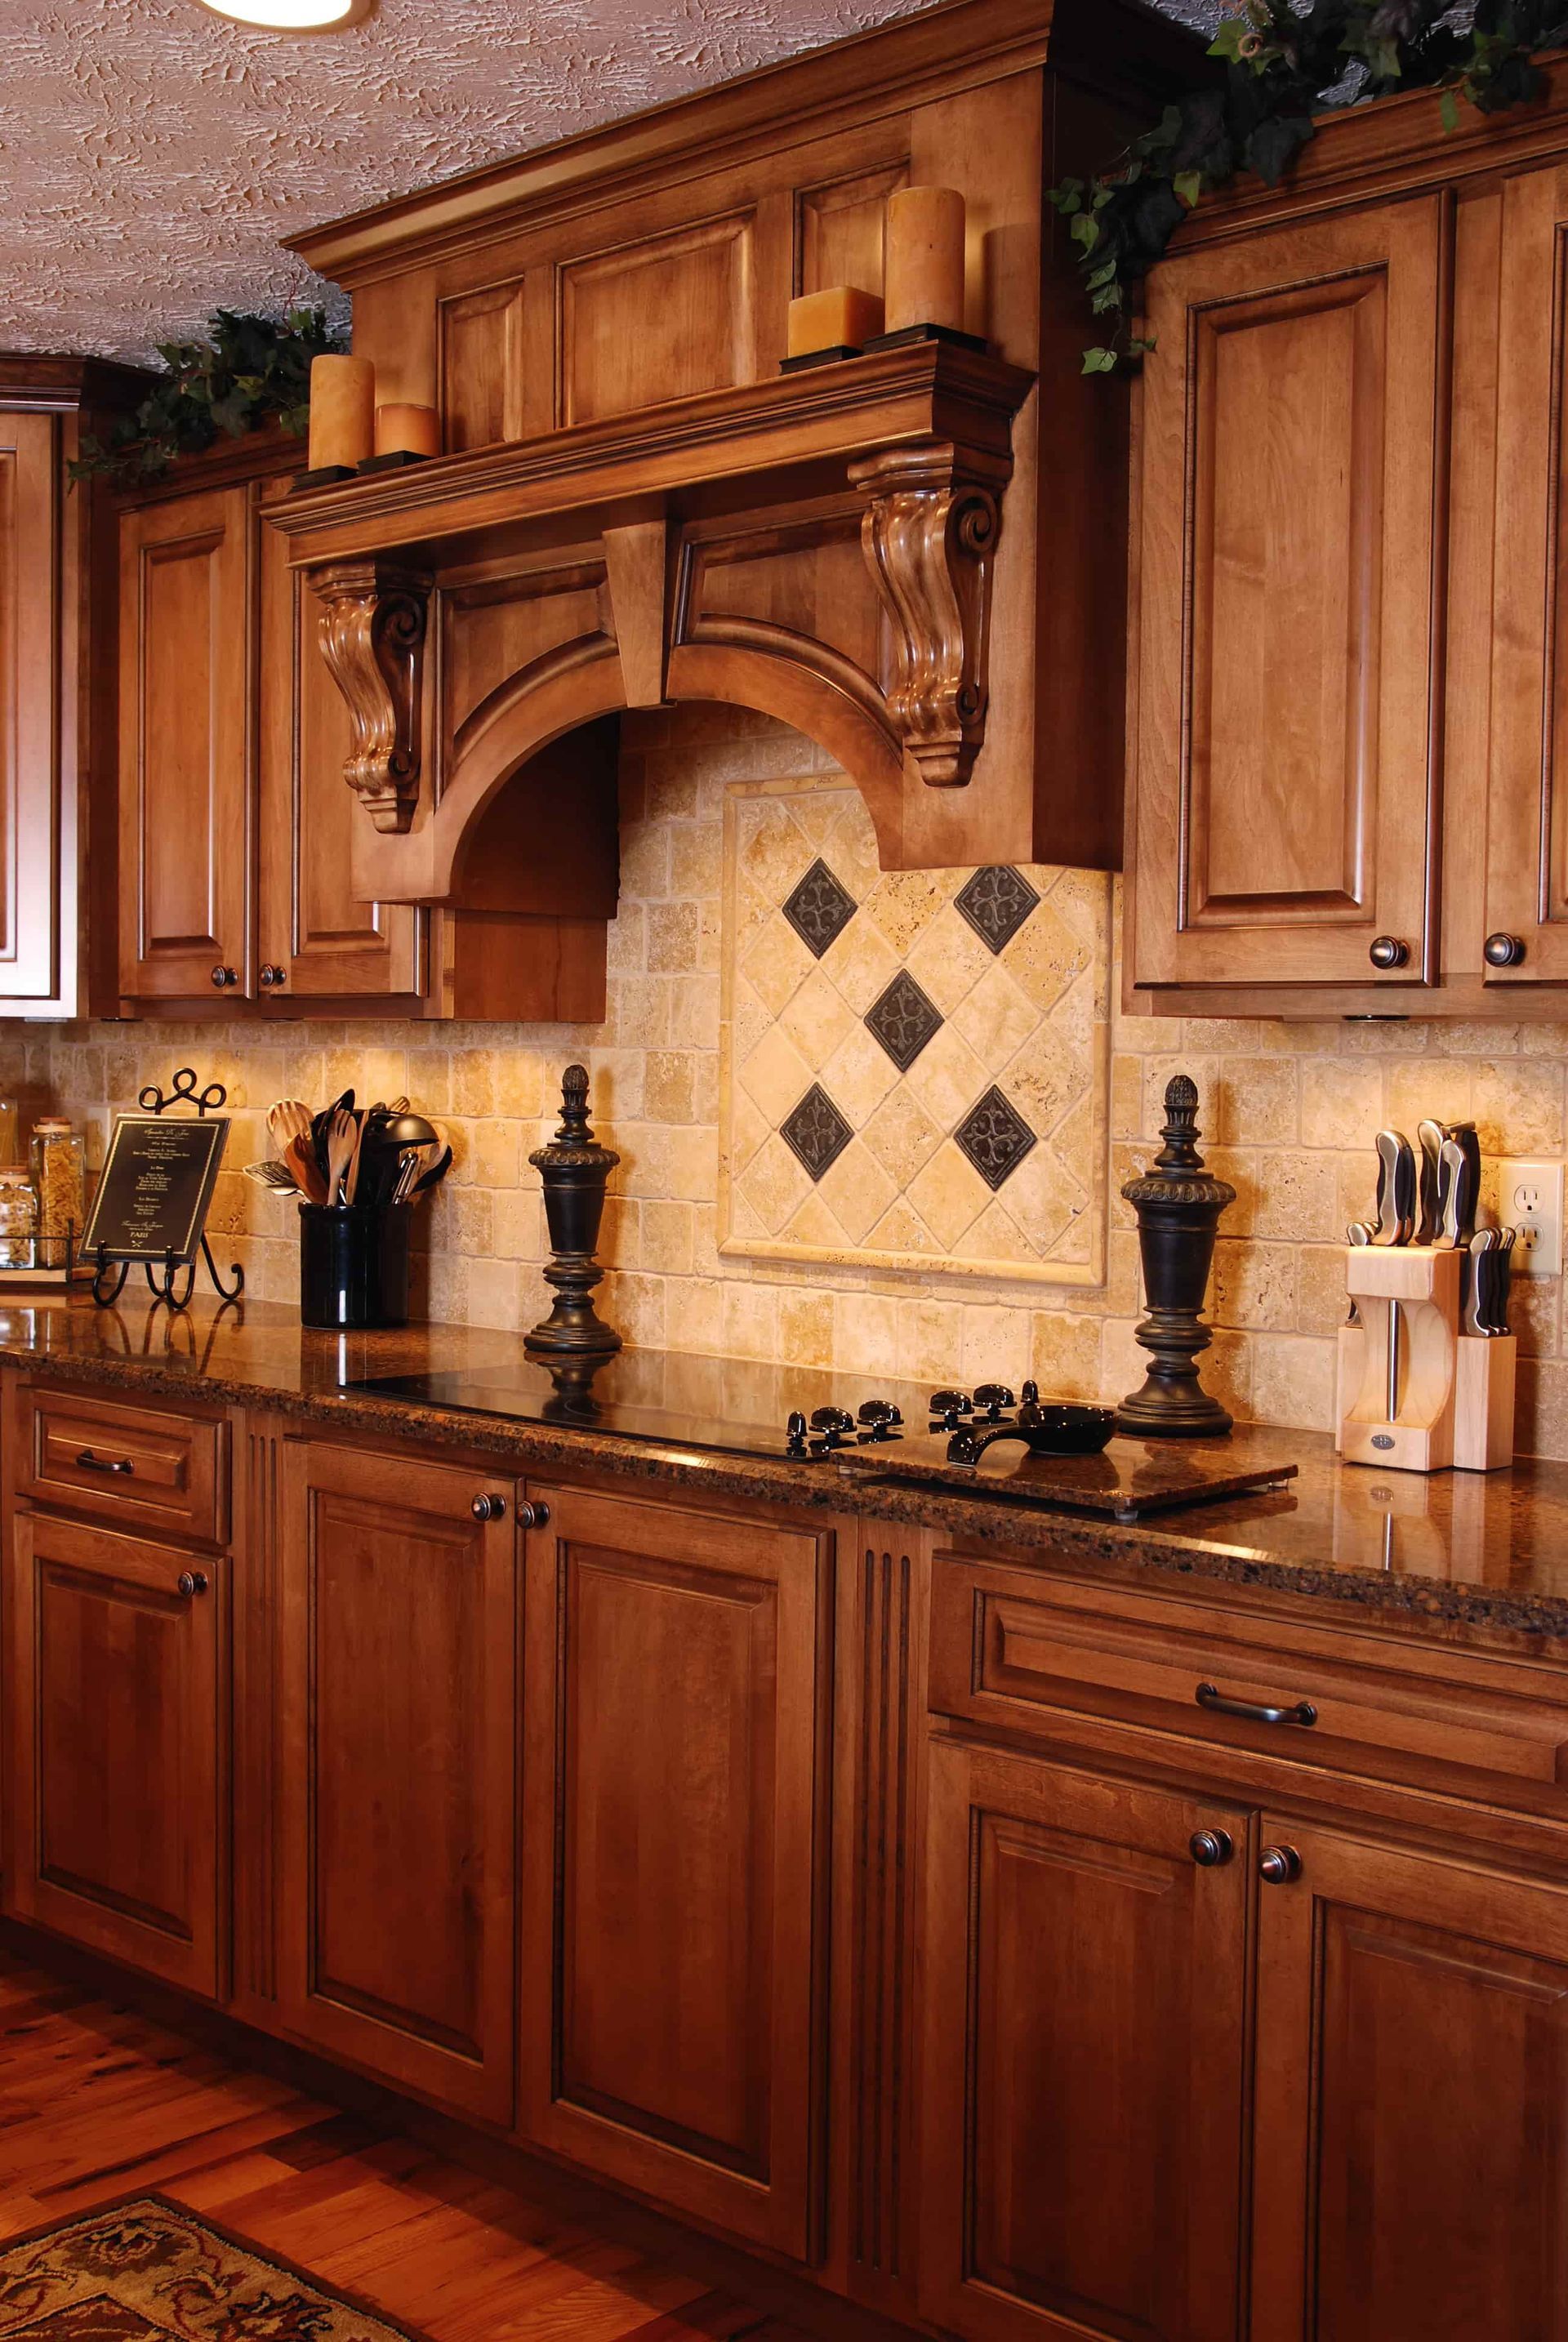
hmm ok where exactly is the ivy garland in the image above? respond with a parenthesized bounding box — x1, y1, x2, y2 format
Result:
(1052, 0, 1568, 373)
(69, 308, 346, 486)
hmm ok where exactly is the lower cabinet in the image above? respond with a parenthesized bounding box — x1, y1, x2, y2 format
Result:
(7, 1509, 225, 1997)
(919, 1740, 1250, 2342)
(276, 1440, 519, 2122)
(1251, 1819, 1568, 2342)
(519, 1483, 831, 2260)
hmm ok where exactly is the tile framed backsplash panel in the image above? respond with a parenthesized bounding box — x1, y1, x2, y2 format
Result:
(12, 701, 1568, 1458)
(719, 779, 1111, 1287)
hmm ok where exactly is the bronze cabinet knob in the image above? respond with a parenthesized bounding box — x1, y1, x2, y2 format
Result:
(470, 1493, 506, 1522)
(259, 963, 288, 987)
(176, 1570, 209, 1598)
(1258, 1844, 1303, 1886)
(209, 964, 238, 988)
(517, 1499, 550, 1531)
(1368, 936, 1410, 970)
(1188, 1828, 1235, 1868)
(1484, 933, 1526, 968)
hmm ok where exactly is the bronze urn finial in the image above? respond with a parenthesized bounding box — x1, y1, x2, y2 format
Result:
(1114, 1072, 1235, 1438)
(525, 1064, 621, 1359)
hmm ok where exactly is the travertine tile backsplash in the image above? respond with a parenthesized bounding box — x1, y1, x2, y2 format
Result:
(12, 704, 1568, 1455)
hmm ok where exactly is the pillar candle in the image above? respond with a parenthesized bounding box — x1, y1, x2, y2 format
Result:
(308, 354, 375, 470)
(375, 402, 441, 458)
(786, 286, 885, 357)
(884, 186, 967, 334)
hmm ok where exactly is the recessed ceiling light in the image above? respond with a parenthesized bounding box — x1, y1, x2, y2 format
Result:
(195, 0, 372, 28)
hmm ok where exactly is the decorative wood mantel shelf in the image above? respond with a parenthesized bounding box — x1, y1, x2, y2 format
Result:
(265, 341, 1035, 897)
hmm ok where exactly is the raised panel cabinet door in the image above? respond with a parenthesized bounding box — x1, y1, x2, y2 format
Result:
(1476, 163, 1568, 986)
(7, 1509, 224, 1998)
(1251, 1819, 1568, 2342)
(256, 485, 424, 1000)
(0, 412, 65, 1004)
(519, 1485, 831, 2260)
(118, 483, 252, 1000)
(919, 1742, 1250, 2342)
(277, 1441, 517, 2122)
(1130, 196, 1448, 994)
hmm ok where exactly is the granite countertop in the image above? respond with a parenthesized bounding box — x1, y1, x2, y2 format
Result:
(3, 1291, 1567, 1650)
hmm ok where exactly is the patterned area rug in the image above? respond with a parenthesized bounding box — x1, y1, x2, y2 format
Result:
(0, 2197, 424, 2341)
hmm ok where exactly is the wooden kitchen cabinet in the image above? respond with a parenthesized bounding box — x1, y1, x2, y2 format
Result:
(919, 1739, 1250, 2342)
(0, 358, 143, 1017)
(519, 1483, 831, 2260)
(1125, 69, 1568, 1016)
(118, 481, 253, 1000)
(275, 1439, 518, 2122)
(7, 1507, 225, 1998)
(1129, 193, 1447, 1000)
(1250, 1819, 1568, 2342)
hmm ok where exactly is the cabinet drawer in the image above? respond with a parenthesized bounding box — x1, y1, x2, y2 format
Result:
(929, 1555, 1568, 1806)
(19, 1384, 229, 1544)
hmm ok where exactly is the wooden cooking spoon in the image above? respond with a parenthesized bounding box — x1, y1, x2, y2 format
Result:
(267, 1099, 312, 1155)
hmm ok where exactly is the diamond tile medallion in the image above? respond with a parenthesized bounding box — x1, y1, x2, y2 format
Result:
(865, 971, 943, 1071)
(722, 782, 1110, 1286)
(782, 857, 857, 957)
(956, 1086, 1037, 1189)
(780, 1084, 853, 1179)
(955, 865, 1041, 955)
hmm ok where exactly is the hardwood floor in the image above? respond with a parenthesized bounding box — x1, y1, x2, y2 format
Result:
(0, 1950, 795, 2342)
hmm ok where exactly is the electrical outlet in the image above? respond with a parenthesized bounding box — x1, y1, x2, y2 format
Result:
(1503, 1159, 1564, 1277)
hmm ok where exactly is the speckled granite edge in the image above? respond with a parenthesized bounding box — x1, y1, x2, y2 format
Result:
(7, 1328, 1568, 1651)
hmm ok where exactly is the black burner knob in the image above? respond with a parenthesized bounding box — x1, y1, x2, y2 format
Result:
(929, 1388, 972, 1431)
(809, 1405, 857, 1450)
(972, 1383, 1015, 1420)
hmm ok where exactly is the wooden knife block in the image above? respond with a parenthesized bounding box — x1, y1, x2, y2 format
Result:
(1335, 1244, 1515, 1474)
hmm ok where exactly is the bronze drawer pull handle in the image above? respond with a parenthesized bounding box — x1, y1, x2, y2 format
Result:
(76, 1450, 133, 1476)
(1188, 1828, 1234, 1868)
(176, 1571, 209, 1599)
(1196, 1680, 1316, 1728)
(1259, 1844, 1303, 1886)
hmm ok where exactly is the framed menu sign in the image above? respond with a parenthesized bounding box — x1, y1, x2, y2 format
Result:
(81, 1111, 229, 1265)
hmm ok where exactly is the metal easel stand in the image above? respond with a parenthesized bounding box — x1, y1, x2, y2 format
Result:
(90, 1069, 246, 1316)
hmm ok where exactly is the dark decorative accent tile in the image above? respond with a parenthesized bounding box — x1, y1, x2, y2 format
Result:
(781, 1084, 854, 1181)
(955, 1086, 1037, 1191)
(954, 865, 1040, 955)
(864, 971, 943, 1071)
(782, 858, 857, 957)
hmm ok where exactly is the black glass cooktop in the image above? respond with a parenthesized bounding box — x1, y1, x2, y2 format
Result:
(342, 1348, 931, 1464)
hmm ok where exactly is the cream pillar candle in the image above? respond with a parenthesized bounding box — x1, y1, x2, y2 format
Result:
(374, 402, 440, 458)
(884, 185, 967, 333)
(308, 354, 375, 470)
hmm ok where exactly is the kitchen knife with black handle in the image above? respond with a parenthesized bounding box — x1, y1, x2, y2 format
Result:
(1415, 1118, 1444, 1244)
(1372, 1129, 1417, 1245)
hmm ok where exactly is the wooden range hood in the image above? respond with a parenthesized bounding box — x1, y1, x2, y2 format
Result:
(272, 0, 1200, 997)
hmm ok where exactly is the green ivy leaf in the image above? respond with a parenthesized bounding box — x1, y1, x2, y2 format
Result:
(1174, 169, 1203, 208)
(1082, 346, 1120, 373)
(1070, 211, 1101, 252)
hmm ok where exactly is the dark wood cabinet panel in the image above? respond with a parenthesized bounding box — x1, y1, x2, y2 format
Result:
(1130, 196, 1447, 995)
(1252, 1821, 1568, 2341)
(277, 1440, 518, 2122)
(118, 483, 253, 1000)
(920, 1740, 1250, 2342)
(0, 412, 64, 1005)
(7, 1509, 224, 1997)
(520, 1484, 830, 2260)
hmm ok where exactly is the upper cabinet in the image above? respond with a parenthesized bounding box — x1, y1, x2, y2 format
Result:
(115, 439, 617, 1019)
(0, 358, 145, 1020)
(1125, 60, 1568, 1017)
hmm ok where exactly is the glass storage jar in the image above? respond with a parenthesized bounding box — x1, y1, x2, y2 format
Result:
(0, 1101, 20, 1167)
(30, 1117, 85, 1269)
(0, 1169, 38, 1270)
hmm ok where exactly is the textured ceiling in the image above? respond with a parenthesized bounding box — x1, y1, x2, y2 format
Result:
(0, 0, 1214, 367)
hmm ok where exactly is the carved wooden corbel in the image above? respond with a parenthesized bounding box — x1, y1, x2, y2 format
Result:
(310, 559, 431, 834)
(849, 440, 1002, 789)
